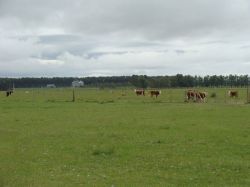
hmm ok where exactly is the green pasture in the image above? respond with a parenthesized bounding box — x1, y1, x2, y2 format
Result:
(0, 88, 250, 186)
(1, 87, 249, 103)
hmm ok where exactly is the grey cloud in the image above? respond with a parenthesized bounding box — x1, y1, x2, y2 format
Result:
(1, 0, 250, 77)
(240, 45, 250, 49)
(35, 35, 99, 58)
(175, 50, 186, 55)
(38, 35, 82, 44)
(118, 41, 165, 48)
(199, 40, 230, 45)
(1, 0, 250, 40)
(85, 49, 170, 59)
(85, 51, 129, 59)
(34, 52, 61, 60)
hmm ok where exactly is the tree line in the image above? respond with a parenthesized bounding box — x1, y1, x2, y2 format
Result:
(0, 74, 249, 90)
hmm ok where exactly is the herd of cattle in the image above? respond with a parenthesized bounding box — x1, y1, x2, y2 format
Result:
(135, 89, 239, 102)
(185, 90, 207, 102)
(4, 88, 240, 102)
(135, 89, 161, 98)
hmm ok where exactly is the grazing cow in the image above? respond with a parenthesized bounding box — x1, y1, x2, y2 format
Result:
(134, 89, 145, 96)
(186, 90, 207, 102)
(149, 90, 161, 98)
(228, 90, 238, 98)
(199, 92, 207, 101)
(186, 90, 195, 101)
(6, 89, 13, 97)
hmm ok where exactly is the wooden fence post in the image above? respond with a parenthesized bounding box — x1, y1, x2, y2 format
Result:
(72, 88, 75, 102)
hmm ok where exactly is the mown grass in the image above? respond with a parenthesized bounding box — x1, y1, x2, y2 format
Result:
(0, 88, 249, 186)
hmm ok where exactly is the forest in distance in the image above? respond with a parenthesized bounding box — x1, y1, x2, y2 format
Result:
(0, 74, 249, 90)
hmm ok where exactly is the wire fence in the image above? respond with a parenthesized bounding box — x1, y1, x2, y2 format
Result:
(1, 87, 250, 104)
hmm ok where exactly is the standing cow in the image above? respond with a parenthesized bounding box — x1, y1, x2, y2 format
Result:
(134, 89, 145, 96)
(186, 90, 207, 102)
(149, 90, 161, 98)
(228, 90, 238, 98)
(199, 92, 207, 102)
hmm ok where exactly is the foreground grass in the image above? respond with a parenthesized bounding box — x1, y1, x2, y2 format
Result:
(0, 88, 250, 186)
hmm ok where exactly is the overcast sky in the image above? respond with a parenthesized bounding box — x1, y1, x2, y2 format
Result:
(1, 0, 250, 77)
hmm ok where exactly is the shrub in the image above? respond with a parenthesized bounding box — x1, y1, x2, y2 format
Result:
(210, 92, 216, 98)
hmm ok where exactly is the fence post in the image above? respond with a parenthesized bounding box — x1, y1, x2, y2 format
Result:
(247, 77, 250, 103)
(72, 88, 75, 102)
(224, 90, 227, 104)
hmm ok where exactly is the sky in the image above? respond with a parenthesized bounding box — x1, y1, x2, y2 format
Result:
(1, 0, 250, 77)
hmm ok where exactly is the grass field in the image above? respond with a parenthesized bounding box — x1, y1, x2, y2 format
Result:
(0, 88, 250, 186)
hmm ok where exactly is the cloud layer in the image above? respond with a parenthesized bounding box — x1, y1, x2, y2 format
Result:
(1, 0, 250, 77)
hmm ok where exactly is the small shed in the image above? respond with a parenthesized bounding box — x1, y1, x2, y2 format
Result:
(72, 80, 84, 87)
(46, 84, 56, 88)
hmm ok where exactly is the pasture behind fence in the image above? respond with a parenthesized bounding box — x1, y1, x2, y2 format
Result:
(1, 87, 249, 104)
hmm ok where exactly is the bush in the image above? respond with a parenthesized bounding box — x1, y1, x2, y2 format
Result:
(210, 92, 216, 98)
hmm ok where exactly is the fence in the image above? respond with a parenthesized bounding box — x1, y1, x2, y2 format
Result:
(1, 87, 250, 104)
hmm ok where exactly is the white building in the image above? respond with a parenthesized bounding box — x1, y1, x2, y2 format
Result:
(72, 80, 84, 87)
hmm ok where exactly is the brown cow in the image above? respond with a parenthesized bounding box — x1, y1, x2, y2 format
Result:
(186, 90, 195, 101)
(228, 90, 238, 98)
(199, 92, 207, 101)
(149, 90, 161, 98)
(186, 90, 207, 102)
(134, 89, 145, 96)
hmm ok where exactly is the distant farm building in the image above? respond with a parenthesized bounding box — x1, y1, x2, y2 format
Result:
(72, 80, 84, 87)
(46, 84, 56, 88)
